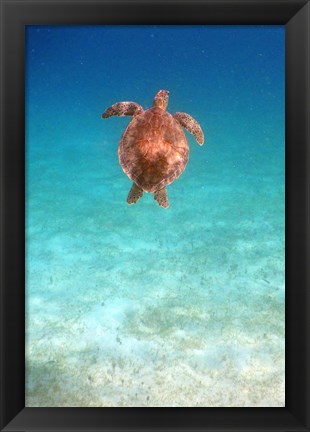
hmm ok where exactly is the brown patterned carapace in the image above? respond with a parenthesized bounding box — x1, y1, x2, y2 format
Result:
(102, 90, 204, 208)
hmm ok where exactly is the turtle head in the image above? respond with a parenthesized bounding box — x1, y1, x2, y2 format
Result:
(153, 90, 169, 110)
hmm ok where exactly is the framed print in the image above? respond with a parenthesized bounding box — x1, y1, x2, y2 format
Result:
(0, 0, 309, 431)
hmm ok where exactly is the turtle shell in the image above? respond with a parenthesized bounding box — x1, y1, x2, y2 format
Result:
(118, 107, 189, 193)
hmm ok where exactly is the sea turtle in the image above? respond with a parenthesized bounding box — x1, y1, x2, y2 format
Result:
(102, 89, 204, 208)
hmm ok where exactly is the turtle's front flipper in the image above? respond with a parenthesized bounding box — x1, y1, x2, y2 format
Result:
(154, 188, 169, 209)
(127, 183, 143, 205)
(173, 112, 204, 145)
(102, 102, 143, 118)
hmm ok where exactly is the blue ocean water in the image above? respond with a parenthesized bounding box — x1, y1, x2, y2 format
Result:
(25, 25, 285, 407)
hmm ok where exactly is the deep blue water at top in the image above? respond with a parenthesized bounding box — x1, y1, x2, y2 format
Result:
(26, 25, 284, 150)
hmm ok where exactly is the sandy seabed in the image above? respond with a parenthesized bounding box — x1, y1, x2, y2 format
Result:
(26, 141, 284, 407)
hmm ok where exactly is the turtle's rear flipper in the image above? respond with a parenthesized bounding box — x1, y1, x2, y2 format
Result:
(127, 183, 143, 205)
(154, 188, 169, 208)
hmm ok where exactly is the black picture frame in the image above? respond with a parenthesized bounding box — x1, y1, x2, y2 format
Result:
(0, 0, 309, 431)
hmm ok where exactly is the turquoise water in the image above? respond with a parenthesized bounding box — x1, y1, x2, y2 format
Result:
(25, 25, 285, 407)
